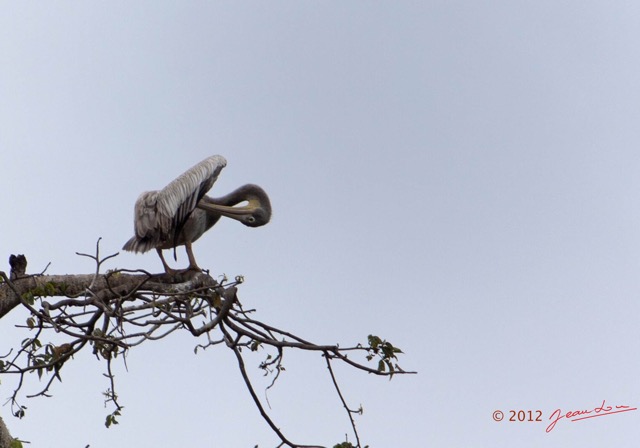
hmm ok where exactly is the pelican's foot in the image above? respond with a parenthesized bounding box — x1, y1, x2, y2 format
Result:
(157, 267, 201, 283)
(163, 266, 180, 276)
(162, 265, 201, 274)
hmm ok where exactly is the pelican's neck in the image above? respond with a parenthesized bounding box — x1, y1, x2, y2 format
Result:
(198, 184, 272, 228)
(199, 188, 250, 230)
(204, 184, 262, 207)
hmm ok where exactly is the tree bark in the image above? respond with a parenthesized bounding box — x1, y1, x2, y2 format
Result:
(0, 415, 13, 448)
(0, 268, 215, 319)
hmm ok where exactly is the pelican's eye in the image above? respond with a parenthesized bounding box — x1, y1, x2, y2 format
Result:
(247, 216, 256, 223)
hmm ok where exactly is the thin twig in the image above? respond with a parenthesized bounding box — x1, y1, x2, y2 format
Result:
(324, 353, 362, 448)
(221, 325, 325, 448)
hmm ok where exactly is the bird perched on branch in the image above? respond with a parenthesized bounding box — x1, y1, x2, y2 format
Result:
(122, 155, 271, 273)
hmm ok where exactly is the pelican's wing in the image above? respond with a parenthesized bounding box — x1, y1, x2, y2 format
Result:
(129, 155, 227, 249)
(157, 155, 227, 238)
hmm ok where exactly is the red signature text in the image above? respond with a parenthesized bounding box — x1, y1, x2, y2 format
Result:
(546, 400, 637, 433)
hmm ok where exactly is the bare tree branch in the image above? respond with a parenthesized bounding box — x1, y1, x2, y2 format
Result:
(0, 246, 414, 447)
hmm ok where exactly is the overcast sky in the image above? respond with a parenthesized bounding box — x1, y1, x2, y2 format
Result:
(2, 2, 640, 447)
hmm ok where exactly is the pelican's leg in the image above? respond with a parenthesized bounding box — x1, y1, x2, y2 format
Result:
(156, 248, 176, 274)
(185, 241, 201, 271)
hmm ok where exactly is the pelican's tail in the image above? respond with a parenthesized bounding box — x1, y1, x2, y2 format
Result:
(122, 236, 156, 254)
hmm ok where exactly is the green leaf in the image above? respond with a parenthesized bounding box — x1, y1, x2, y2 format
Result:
(368, 334, 382, 349)
(21, 291, 35, 305)
(105, 412, 120, 428)
(14, 406, 26, 419)
(332, 443, 355, 448)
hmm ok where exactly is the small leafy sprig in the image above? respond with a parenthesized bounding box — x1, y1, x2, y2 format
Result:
(366, 335, 404, 378)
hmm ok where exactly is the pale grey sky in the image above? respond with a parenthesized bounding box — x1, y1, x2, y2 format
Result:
(2, 2, 640, 447)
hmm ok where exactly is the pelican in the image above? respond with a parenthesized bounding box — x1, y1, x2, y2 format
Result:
(122, 155, 271, 273)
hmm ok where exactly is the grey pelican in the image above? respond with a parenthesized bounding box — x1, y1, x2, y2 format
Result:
(122, 155, 271, 273)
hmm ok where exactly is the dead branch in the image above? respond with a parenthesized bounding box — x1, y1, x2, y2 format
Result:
(0, 245, 414, 448)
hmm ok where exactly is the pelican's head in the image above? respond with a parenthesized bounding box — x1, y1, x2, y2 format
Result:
(201, 184, 272, 227)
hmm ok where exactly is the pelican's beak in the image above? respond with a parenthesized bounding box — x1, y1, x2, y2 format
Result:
(197, 199, 261, 220)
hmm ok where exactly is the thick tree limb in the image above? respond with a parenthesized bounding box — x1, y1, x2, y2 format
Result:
(0, 266, 216, 319)
(0, 415, 13, 448)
